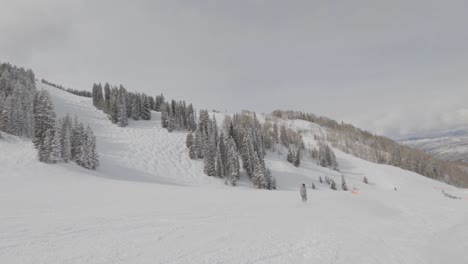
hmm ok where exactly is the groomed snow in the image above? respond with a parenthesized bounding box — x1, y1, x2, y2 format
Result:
(1, 84, 467, 263)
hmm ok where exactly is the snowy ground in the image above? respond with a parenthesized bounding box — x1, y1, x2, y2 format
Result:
(1, 84, 468, 263)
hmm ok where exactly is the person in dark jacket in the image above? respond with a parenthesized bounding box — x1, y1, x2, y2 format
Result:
(300, 183, 307, 202)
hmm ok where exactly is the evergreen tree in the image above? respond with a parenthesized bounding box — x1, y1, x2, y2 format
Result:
(194, 129, 203, 159)
(241, 133, 254, 178)
(215, 144, 225, 178)
(33, 90, 55, 148)
(203, 131, 216, 176)
(72, 120, 85, 161)
(187, 104, 197, 131)
(269, 174, 277, 190)
(330, 179, 337, 190)
(287, 147, 294, 163)
(109, 87, 119, 124)
(186, 132, 194, 149)
(272, 123, 279, 143)
(85, 126, 99, 170)
(294, 149, 301, 167)
(117, 88, 128, 127)
(141, 96, 151, 120)
(131, 95, 140, 120)
(189, 145, 197, 159)
(50, 120, 63, 163)
(341, 174, 348, 191)
(226, 136, 240, 185)
(252, 150, 267, 188)
(61, 121, 72, 162)
(38, 129, 53, 163)
(280, 125, 288, 146)
(103, 83, 111, 113)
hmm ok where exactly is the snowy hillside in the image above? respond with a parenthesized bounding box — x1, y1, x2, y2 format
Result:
(401, 127, 468, 163)
(1, 83, 468, 263)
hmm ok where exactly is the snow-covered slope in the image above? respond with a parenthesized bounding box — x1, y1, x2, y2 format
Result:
(1, 84, 468, 263)
(400, 128, 468, 163)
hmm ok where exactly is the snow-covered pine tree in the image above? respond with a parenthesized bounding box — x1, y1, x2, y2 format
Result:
(294, 149, 301, 167)
(72, 119, 85, 162)
(131, 95, 140, 120)
(109, 87, 119, 124)
(148, 96, 155, 110)
(280, 125, 288, 146)
(391, 146, 402, 167)
(272, 122, 279, 143)
(167, 116, 175, 132)
(85, 125, 99, 170)
(252, 150, 267, 188)
(330, 179, 337, 190)
(329, 148, 338, 170)
(49, 120, 63, 163)
(38, 129, 53, 163)
(226, 136, 240, 185)
(269, 174, 277, 190)
(363, 176, 368, 184)
(215, 144, 225, 178)
(33, 90, 56, 148)
(218, 132, 229, 176)
(198, 109, 210, 134)
(241, 133, 254, 178)
(103, 83, 111, 113)
(186, 132, 194, 149)
(61, 120, 72, 162)
(341, 174, 348, 191)
(194, 129, 203, 159)
(117, 88, 128, 127)
(212, 115, 219, 147)
(92, 83, 102, 107)
(287, 147, 294, 163)
(203, 131, 216, 176)
(189, 145, 197, 159)
(141, 96, 151, 120)
(154, 94, 164, 111)
(75, 127, 89, 168)
(187, 104, 197, 131)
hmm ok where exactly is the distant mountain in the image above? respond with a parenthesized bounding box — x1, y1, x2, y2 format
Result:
(400, 127, 468, 163)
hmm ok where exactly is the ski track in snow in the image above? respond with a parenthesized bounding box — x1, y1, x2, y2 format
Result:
(0, 83, 467, 263)
(41, 83, 215, 187)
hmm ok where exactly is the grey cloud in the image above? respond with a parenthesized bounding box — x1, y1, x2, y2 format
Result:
(1, 0, 467, 137)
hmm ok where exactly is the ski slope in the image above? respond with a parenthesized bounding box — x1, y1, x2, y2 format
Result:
(1, 84, 468, 263)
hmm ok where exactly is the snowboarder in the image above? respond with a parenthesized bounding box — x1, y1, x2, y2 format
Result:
(300, 183, 307, 202)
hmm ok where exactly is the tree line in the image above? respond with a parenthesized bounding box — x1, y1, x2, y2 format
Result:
(255, 114, 339, 171)
(0, 62, 99, 170)
(187, 111, 277, 189)
(42, 79, 92, 98)
(271, 110, 468, 187)
(0, 62, 35, 138)
(34, 90, 99, 169)
(161, 100, 197, 132)
(92, 83, 154, 126)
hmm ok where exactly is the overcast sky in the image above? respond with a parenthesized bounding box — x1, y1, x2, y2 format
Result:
(1, 0, 468, 137)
